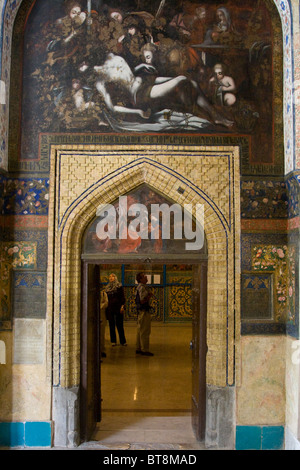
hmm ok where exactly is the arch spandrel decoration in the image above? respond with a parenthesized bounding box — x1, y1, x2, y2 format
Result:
(47, 144, 240, 389)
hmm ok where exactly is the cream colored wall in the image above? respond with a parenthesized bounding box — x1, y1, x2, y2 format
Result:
(0, 329, 52, 421)
(236, 336, 286, 426)
(285, 336, 300, 437)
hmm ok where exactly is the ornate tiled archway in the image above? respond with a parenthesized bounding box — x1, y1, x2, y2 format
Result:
(46, 144, 240, 446)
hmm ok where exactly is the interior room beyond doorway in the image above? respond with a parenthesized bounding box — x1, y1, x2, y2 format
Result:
(90, 262, 202, 448)
(92, 322, 204, 449)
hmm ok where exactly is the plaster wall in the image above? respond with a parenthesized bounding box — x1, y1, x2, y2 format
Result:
(236, 335, 286, 426)
(0, 329, 52, 422)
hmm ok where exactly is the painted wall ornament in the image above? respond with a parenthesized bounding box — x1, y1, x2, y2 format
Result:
(12, 0, 281, 166)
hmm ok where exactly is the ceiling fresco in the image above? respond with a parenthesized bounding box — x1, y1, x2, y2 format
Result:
(8, 0, 283, 173)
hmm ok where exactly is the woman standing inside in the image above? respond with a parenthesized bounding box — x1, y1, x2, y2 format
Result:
(105, 273, 127, 346)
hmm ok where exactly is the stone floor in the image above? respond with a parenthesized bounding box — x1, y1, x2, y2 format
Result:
(82, 322, 205, 450)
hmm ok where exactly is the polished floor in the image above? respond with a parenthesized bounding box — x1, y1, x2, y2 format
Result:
(84, 322, 206, 450)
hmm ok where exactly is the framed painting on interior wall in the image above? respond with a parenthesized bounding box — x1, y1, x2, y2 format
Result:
(9, 0, 283, 174)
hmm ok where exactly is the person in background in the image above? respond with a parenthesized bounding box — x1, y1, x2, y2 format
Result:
(105, 273, 127, 346)
(100, 289, 108, 357)
(135, 272, 154, 356)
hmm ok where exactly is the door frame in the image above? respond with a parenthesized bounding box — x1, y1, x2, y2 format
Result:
(80, 262, 101, 442)
(80, 255, 208, 443)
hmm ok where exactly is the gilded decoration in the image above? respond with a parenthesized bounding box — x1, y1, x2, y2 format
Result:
(0, 241, 37, 329)
(240, 232, 299, 335)
(252, 245, 288, 323)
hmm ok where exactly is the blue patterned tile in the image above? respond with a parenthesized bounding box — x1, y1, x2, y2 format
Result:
(236, 426, 261, 450)
(262, 426, 284, 450)
(25, 421, 51, 447)
(0, 422, 24, 447)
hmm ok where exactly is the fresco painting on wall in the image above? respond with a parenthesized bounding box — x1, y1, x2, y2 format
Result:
(83, 184, 205, 255)
(19, 0, 276, 164)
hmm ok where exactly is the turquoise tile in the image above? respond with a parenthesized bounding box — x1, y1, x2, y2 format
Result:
(236, 426, 262, 450)
(262, 426, 284, 450)
(25, 421, 51, 447)
(0, 422, 25, 447)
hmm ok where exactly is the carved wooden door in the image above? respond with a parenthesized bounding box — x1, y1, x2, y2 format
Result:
(80, 262, 101, 442)
(191, 262, 208, 441)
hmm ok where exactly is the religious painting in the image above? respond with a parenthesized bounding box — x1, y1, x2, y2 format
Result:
(82, 184, 205, 255)
(17, 0, 281, 165)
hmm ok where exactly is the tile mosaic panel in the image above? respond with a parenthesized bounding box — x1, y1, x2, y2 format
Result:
(241, 179, 288, 219)
(1, 229, 48, 269)
(286, 172, 300, 219)
(0, 176, 49, 215)
(241, 273, 273, 321)
(165, 284, 192, 322)
(240, 232, 299, 336)
(0, 241, 37, 329)
(251, 245, 288, 323)
(12, 271, 46, 319)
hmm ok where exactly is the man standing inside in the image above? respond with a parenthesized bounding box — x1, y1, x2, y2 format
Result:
(135, 272, 154, 356)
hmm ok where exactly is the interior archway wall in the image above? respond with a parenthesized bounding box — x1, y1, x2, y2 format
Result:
(47, 144, 241, 390)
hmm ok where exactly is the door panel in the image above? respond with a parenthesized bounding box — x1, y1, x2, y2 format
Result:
(80, 263, 101, 442)
(191, 262, 207, 441)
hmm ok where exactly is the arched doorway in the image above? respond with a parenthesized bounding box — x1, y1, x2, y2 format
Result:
(48, 146, 240, 448)
(80, 185, 208, 444)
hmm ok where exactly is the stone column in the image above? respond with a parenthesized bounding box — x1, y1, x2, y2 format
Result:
(52, 386, 80, 448)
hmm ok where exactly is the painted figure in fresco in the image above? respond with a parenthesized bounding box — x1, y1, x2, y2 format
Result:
(209, 63, 237, 106)
(203, 6, 241, 45)
(117, 18, 150, 69)
(47, 1, 88, 55)
(71, 78, 95, 111)
(168, 5, 208, 44)
(20, 0, 276, 157)
(93, 52, 234, 129)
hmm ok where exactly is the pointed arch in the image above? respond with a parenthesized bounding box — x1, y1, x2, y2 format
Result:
(47, 145, 240, 390)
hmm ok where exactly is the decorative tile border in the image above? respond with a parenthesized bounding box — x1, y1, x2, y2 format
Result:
(236, 425, 284, 450)
(0, 421, 51, 447)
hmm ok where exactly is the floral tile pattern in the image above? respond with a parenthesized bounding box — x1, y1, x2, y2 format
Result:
(0, 176, 49, 215)
(0, 241, 37, 328)
(252, 245, 290, 323)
